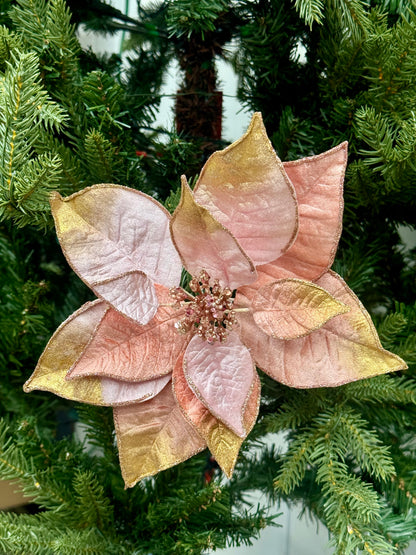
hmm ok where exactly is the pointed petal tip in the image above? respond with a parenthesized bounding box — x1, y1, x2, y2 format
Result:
(49, 190, 62, 201)
(250, 111, 263, 124)
(221, 464, 234, 479)
(22, 380, 32, 393)
(390, 353, 408, 372)
(49, 190, 63, 211)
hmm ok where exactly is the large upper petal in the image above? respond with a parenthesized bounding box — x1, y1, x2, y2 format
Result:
(237, 271, 407, 388)
(193, 112, 298, 266)
(113, 382, 207, 487)
(245, 142, 347, 287)
(23, 300, 171, 406)
(170, 177, 256, 289)
(183, 331, 255, 437)
(50, 185, 182, 324)
(67, 285, 189, 382)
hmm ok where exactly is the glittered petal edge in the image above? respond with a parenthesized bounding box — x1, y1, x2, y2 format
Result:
(252, 278, 349, 340)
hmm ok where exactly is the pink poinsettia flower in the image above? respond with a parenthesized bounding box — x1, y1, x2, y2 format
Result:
(24, 113, 406, 488)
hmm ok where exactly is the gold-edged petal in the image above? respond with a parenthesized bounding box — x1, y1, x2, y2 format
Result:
(252, 278, 349, 340)
(170, 177, 256, 289)
(237, 271, 407, 388)
(23, 300, 107, 404)
(23, 300, 171, 407)
(194, 112, 298, 266)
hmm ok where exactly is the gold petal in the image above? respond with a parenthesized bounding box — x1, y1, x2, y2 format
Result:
(114, 382, 207, 487)
(23, 300, 106, 404)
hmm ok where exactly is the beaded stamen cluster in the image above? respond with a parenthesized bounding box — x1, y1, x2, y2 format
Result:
(170, 270, 236, 343)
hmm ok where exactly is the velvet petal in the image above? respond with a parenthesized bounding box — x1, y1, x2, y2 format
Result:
(193, 112, 298, 266)
(113, 383, 207, 487)
(237, 271, 407, 388)
(101, 374, 171, 406)
(50, 185, 182, 323)
(170, 177, 256, 289)
(183, 332, 255, 437)
(249, 142, 347, 287)
(67, 285, 189, 383)
(173, 353, 260, 477)
(252, 278, 349, 340)
(93, 271, 158, 324)
(23, 300, 107, 404)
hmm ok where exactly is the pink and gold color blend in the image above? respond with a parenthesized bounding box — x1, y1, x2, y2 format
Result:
(24, 113, 406, 488)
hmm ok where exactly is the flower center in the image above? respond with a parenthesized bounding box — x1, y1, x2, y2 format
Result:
(170, 270, 236, 344)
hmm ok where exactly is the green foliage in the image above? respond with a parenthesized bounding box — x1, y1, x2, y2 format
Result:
(0, 25, 22, 71)
(260, 372, 416, 553)
(0, 51, 67, 227)
(10, 0, 80, 94)
(81, 71, 127, 135)
(292, 0, 324, 28)
(166, 0, 229, 37)
(83, 129, 122, 184)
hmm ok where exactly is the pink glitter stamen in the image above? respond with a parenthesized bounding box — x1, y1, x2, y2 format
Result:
(170, 270, 236, 343)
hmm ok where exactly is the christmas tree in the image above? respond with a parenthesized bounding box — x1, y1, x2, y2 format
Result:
(0, 1, 416, 554)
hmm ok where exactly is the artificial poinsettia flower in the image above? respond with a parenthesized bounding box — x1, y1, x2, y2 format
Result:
(24, 113, 406, 488)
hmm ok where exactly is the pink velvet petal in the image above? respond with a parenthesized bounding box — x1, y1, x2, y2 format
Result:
(93, 271, 158, 324)
(237, 271, 407, 388)
(252, 278, 349, 340)
(248, 143, 348, 285)
(101, 374, 171, 406)
(173, 352, 260, 437)
(173, 352, 261, 477)
(114, 383, 206, 487)
(50, 185, 182, 323)
(67, 285, 189, 382)
(193, 113, 298, 266)
(183, 331, 255, 437)
(170, 177, 256, 289)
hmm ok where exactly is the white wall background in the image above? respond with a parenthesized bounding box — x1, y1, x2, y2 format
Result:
(78, 4, 416, 554)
